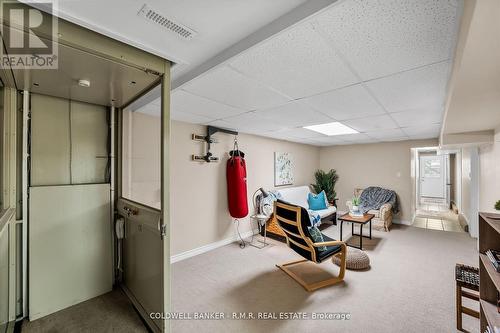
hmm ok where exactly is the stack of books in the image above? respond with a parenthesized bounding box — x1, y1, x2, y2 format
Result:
(349, 210, 363, 218)
(486, 249, 500, 273)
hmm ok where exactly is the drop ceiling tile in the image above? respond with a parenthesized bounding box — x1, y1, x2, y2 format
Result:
(182, 66, 290, 110)
(304, 84, 385, 120)
(366, 128, 408, 140)
(314, 142, 334, 147)
(373, 137, 408, 142)
(340, 139, 378, 145)
(171, 110, 214, 124)
(258, 131, 295, 142)
(333, 133, 372, 142)
(286, 137, 309, 145)
(311, 136, 347, 145)
(276, 127, 327, 139)
(402, 123, 441, 138)
(135, 103, 160, 117)
(172, 90, 246, 119)
(149, 97, 161, 107)
(391, 108, 444, 127)
(211, 112, 286, 132)
(365, 62, 451, 113)
(300, 138, 324, 146)
(313, 0, 460, 80)
(343, 114, 399, 132)
(229, 23, 359, 98)
(255, 101, 332, 127)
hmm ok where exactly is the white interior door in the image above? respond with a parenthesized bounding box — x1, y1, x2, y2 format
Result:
(420, 155, 445, 198)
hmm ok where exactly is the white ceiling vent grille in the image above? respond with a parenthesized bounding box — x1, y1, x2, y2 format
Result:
(138, 4, 197, 40)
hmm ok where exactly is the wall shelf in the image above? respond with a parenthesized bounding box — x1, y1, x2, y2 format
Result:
(480, 254, 500, 292)
(479, 212, 500, 332)
(480, 299, 500, 331)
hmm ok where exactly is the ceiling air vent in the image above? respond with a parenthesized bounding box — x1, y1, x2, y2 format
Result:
(138, 4, 197, 40)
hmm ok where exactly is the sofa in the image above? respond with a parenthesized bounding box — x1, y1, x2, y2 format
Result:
(265, 186, 337, 240)
(348, 188, 393, 231)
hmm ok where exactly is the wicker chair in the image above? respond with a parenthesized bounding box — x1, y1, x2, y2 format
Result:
(274, 200, 347, 291)
(350, 188, 394, 231)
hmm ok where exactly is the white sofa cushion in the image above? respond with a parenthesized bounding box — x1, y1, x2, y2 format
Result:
(278, 186, 310, 208)
(315, 206, 337, 219)
(277, 186, 336, 219)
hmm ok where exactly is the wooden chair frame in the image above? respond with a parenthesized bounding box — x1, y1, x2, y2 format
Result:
(456, 281, 479, 331)
(274, 201, 347, 292)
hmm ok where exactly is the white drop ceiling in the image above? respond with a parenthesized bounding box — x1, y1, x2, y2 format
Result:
(96, 0, 462, 147)
(53, 0, 309, 77)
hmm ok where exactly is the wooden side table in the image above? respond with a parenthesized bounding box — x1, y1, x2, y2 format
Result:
(338, 213, 375, 250)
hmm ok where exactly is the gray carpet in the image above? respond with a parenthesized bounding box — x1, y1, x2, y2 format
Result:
(21, 288, 147, 333)
(172, 224, 479, 333)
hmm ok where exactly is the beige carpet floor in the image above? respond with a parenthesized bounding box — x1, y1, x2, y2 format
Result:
(172, 224, 479, 333)
(19, 224, 479, 333)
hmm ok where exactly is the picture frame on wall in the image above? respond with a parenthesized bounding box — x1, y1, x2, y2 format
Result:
(274, 152, 294, 186)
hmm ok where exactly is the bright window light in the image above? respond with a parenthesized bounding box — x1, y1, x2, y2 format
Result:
(304, 122, 358, 136)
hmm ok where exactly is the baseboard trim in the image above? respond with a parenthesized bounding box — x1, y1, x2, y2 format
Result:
(171, 229, 258, 264)
(393, 218, 412, 226)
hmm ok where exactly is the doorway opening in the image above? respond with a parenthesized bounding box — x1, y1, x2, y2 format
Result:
(411, 147, 463, 232)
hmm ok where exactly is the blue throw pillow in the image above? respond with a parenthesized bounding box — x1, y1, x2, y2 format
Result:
(308, 191, 327, 211)
(308, 226, 327, 251)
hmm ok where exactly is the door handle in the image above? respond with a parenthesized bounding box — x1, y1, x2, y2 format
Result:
(123, 206, 139, 217)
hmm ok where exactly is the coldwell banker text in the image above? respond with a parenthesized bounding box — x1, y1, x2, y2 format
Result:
(149, 312, 351, 320)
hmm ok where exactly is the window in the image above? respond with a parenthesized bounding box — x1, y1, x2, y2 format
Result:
(121, 98, 161, 209)
(423, 159, 442, 178)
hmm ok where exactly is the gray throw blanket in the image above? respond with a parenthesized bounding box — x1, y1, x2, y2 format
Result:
(359, 186, 399, 214)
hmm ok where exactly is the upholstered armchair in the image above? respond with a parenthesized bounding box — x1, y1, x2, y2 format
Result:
(349, 188, 393, 231)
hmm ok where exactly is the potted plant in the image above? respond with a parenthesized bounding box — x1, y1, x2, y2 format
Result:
(311, 169, 339, 205)
(495, 200, 500, 211)
(352, 196, 361, 212)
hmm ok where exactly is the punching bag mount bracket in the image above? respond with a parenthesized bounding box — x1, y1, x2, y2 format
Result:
(192, 126, 238, 163)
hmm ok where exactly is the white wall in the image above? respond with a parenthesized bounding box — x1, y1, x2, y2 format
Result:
(461, 146, 480, 238)
(320, 139, 438, 223)
(479, 129, 500, 213)
(171, 121, 320, 256)
(167, 120, 500, 256)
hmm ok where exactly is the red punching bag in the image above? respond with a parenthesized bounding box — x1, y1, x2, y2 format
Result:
(227, 142, 248, 218)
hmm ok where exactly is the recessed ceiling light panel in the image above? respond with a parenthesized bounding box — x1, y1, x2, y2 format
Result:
(304, 122, 358, 136)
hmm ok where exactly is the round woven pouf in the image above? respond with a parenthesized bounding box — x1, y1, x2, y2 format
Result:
(332, 248, 370, 270)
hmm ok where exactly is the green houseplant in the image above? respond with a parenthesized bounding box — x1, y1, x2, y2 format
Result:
(495, 200, 500, 211)
(311, 169, 339, 204)
(352, 196, 361, 211)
